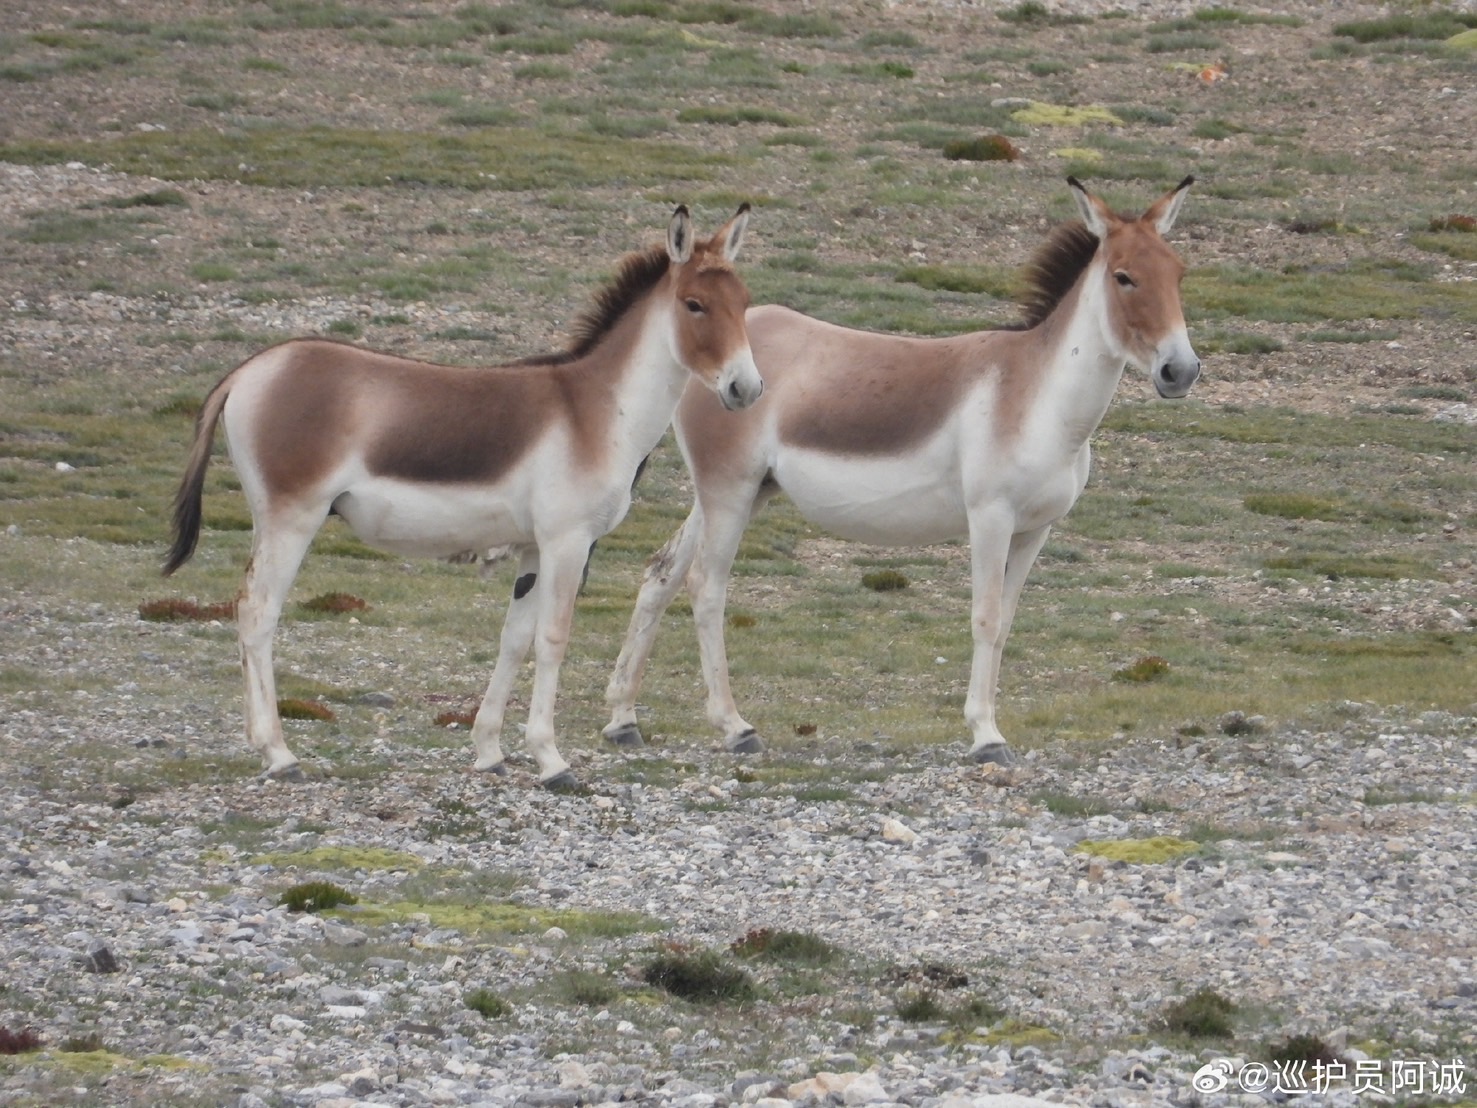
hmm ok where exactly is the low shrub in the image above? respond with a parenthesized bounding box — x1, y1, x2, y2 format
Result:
(278, 880, 357, 913)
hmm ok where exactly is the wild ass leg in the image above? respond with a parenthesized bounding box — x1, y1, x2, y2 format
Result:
(688, 501, 765, 754)
(236, 513, 324, 778)
(963, 520, 1052, 766)
(470, 546, 542, 775)
(602, 509, 704, 749)
(518, 537, 594, 788)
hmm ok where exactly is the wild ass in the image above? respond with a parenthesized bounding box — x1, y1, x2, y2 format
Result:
(165, 205, 762, 788)
(603, 178, 1200, 766)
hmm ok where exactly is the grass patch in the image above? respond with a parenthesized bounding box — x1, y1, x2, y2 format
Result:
(642, 949, 757, 1004)
(464, 988, 510, 1019)
(0, 126, 733, 192)
(1157, 987, 1237, 1038)
(731, 927, 838, 966)
(278, 880, 357, 914)
(675, 105, 803, 127)
(1334, 12, 1477, 44)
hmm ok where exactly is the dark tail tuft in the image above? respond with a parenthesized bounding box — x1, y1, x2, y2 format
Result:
(162, 375, 232, 576)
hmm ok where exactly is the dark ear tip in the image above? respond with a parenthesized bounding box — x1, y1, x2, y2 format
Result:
(1178, 175, 1195, 190)
(736, 201, 752, 215)
(673, 203, 690, 217)
(1066, 176, 1084, 190)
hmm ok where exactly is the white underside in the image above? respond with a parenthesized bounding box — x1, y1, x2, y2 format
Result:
(773, 443, 968, 546)
(331, 478, 536, 558)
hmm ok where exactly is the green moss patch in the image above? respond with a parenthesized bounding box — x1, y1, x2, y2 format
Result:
(1011, 101, 1124, 128)
(1074, 836, 1200, 863)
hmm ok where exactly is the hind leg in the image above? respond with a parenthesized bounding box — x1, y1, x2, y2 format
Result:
(602, 509, 704, 749)
(237, 512, 323, 777)
(470, 547, 540, 774)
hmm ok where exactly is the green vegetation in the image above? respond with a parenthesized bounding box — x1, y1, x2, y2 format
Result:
(278, 880, 358, 913)
(1158, 987, 1238, 1038)
(464, 988, 511, 1019)
(642, 949, 758, 1003)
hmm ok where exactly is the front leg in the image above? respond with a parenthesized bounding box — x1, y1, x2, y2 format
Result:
(963, 516, 1052, 766)
(520, 538, 593, 789)
(470, 546, 540, 774)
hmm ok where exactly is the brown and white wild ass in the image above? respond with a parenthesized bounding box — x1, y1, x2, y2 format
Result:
(165, 205, 762, 788)
(602, 178, 1200, 766)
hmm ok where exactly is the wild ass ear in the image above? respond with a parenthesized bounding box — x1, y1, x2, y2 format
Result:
(715, 202, 751, 262)
(1145, 175, 1194, 235)
(1067, 176, 1111, 240)
(667, 205, 694, 265)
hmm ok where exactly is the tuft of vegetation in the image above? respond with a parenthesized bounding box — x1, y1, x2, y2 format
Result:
(278, 880, 357, 913)
(942, 134, 1019, 162)
(1243, 493, 1344, 521)
(1113, 655, 1171, 683)
(552, 970, 619, 1007)
(861, 569, 909, 592)
(1429, 213, 1476, 232)
(642, 949, 757, 1004)
(895, 989, 947, 1022)
(1158, 987, 1237, 1037)
(464, 988, 511, 1019)
(105, 188, 189, 208)
(299, 591, 370, 614)
(277, 698, 336, 721)
(433, 709, 478, 729)
(1334, 11, 1477, 44)
(0, 1026, 43, 1054)
(676, 105, 803, 127)
(138, 597, 236, 622)
(730, 927, 838, 965)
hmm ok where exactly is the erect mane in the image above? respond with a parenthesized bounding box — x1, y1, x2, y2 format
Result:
(516, 245, 672, 367)
(1014, 219, 1101, 330)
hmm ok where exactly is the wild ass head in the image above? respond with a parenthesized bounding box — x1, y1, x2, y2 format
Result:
(665, 203, 763, 411)
(1069, 176, 1200, 399)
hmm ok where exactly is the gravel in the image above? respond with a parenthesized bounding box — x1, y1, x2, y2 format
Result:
(3, 3, 1476, 1105)
(3, 593, 1475, 1108)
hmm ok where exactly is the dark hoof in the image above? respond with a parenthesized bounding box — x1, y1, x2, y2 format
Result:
(475, 761, 508, 776)
(261, 763, 304, 782)
(603, 722, 644, 750)
(969, 742, 1015, 767)
(540, 770, 581, 792)
(726, 729, 763, 755)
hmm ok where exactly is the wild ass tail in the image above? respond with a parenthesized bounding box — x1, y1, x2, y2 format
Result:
(163, 373, 233, 576)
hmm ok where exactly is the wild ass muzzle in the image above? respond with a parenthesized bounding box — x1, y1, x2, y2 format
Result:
(164, 205, 762, 788)
(603, 178, 1200, 766)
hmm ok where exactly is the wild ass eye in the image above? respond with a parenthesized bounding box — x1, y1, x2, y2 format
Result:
(684, 298, 705, 314)
(1113, 271, 1136, 289)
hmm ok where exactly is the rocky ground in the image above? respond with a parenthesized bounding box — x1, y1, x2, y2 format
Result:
(3, 0, 1476, 1104)
(3, 618, 1475, 1107)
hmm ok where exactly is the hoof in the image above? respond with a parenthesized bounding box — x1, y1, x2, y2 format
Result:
(726, 729, 763, 755)
(260, 762, 304, 782)
(603, 722, 644, 750)
(474, 760, 508, 776)
(968, 742, 1016, 767)
(540, 770, 580, 793)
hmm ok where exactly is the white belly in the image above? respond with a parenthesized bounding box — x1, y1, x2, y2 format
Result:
(774, 449, 967, 546)
(332, 479, 530, 558)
